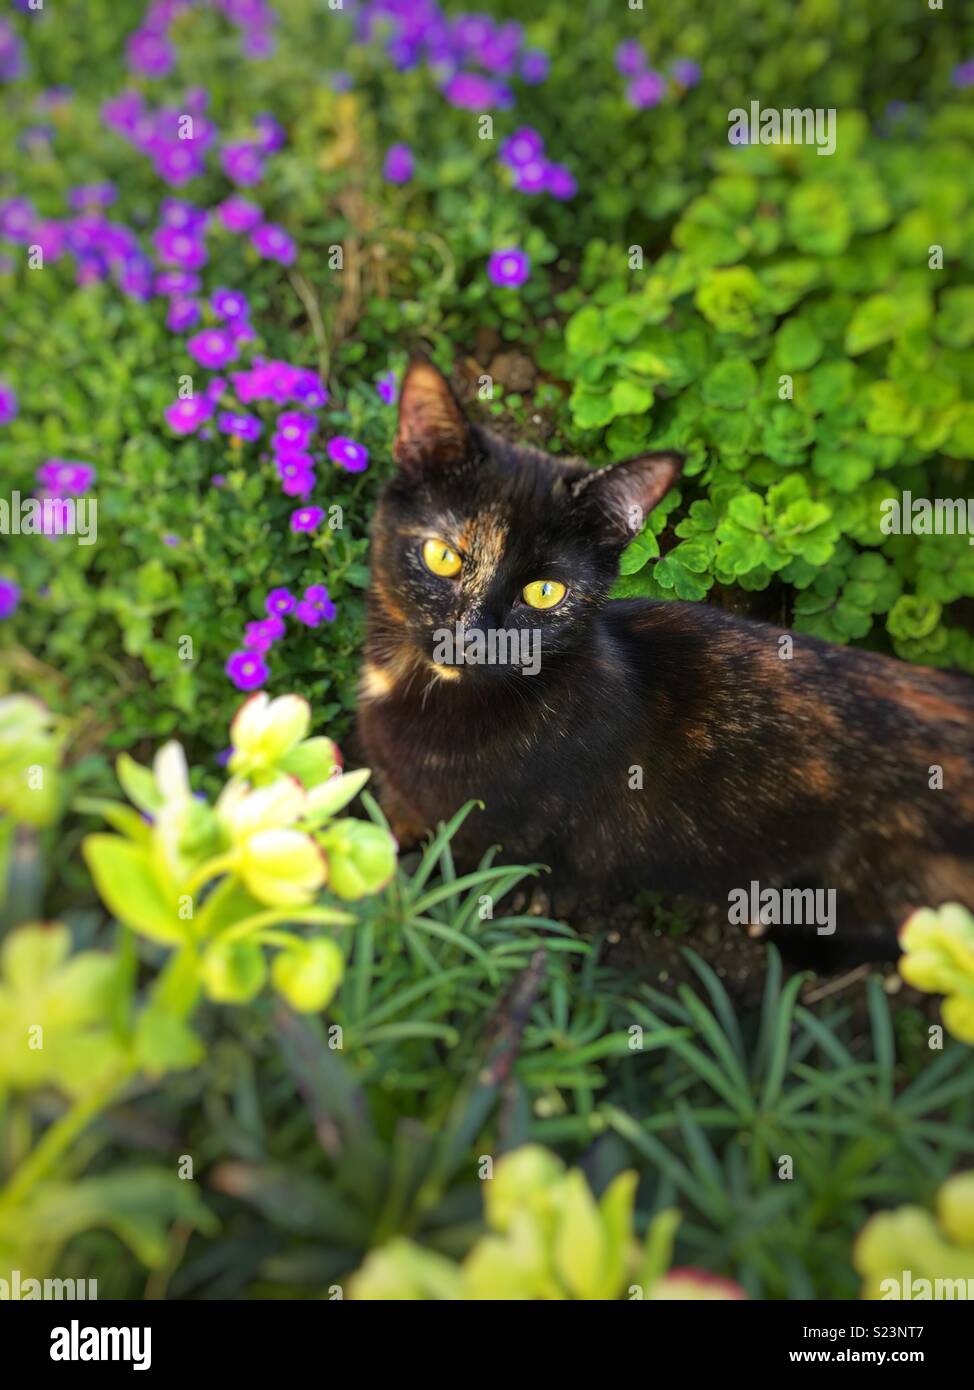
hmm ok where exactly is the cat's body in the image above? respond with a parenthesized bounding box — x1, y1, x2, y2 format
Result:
(358, 360, 974, 937)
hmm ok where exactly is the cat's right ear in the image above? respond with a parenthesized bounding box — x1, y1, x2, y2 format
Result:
(572, 451, 683, 546)
(394, 358, 469, 475)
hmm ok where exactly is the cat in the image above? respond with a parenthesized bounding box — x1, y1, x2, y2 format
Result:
(358, 358, 974, 945)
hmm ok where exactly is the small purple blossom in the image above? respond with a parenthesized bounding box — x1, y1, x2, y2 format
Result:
(69, 183, 117, 211)
(627, 70, 667, 109)
(274, 410, 316, 448)
(166, 298, 201, 332)
(36, 460, 96, 494)
(499, 126, 544, 168)
(672, 59, 702, 88)
(154, 144, 206, 185)
(953, 59, 974, 89)
(327, 436, 369, 472)
(520, 50, 549, 83)
(159, 198, 207, 232)
(218, 411, 263, 441)
(513, 159, 549, 194)
(376, 370, 397, 406)
(254, 112, 286, 151)
(216, 195, 263, 233)
(443, 72, 513, 110)
(302, 583, 336, 622)
(243, 619, 280, 652)
(250, 222, 296, 264)
(126, 29, 175, 78)
(383, 142, 414, 184)
(187, 328, 239, 369)
(0, 381, 17, 425)
(226, 649, 268, 691)
(212, 287, 250, 321)
(0, 198, 35, 240)
(265, 588, 296, 618)
(165, 396, 214, 434)
(546, 163, 577, 200)
(291, 369, 329, 408)
(221, 142, 265, 187)
(0, 577, 20, 620)
(155, 269, 201, 295)
(154, 227, 207, 269)
(615, 40, 646, 77)
(291, 505, 324, 533)
(487, 248, 530, 289)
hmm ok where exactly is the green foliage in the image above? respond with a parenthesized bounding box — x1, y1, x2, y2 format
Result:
(555, 109, 974, 668)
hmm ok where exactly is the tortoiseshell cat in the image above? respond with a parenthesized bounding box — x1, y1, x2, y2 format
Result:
(358, 359, 974, 942)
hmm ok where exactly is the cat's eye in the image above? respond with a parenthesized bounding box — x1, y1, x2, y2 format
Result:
(522, 579, 567, 610)
(422, 538, 462, 578)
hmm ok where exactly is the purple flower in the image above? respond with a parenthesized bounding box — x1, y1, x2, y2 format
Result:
(154, 226, 207, 269)
(302, 583, 336, 622)
(376, 370, 397, 405)
(254, 112, 286, 151)
(244, 619, 280, 652)
(216, 195, 263, 233)
(211, 473, 227, 488)
(166, 298, 201, 332)
(513, 159, 549, 194)
(294, 600, 322, 627)
(627, 70, 666, 109)
(68, 183, 117, 211)
(221, 143, 265, 186)
(383, 142, 414, 184)
(274, 410, 316, 448)
(291, 369, 329, 408)
(499, 126, 544, 168)
(102, 90, 144, 134)
(277, 458, 315, 497)
(615, 40, 646, 77)
(487, 248, 530, 289)
(546, 163, 577, 200)
(165, 396, 214, 434)
(0, 198, 35, 240)
(218, 410, 263, 441)
(0, 381, 17, 425)
(250, 222, 296, 264)
(291, 505, 324, 533)
(155, 270, 201, 295)
(953, 59, 974, 89)
(0, 577, 19, 619)
(520, 50, 549, 84)
(187, 328, 239, 369)
(36, 460, 96, 494)
(443, 72, 513, 110)
(327, 436, 369, 472)
(242, 27, 275, 60)
(672, 58, 702, 88)
(154, 144, 206, 185)
(212, 287, 250, 320)
(265, 588, 296, 618)
(127, 29, 175, 78)
(118, 254, 155, 300)
(226, 649, 268, 691)
(162, 533, 181, 547)
(206, 377, 228, 401)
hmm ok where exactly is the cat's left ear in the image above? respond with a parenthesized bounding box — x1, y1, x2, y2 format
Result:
(572, 451, 683, 545)
(394, 357, 469, 475)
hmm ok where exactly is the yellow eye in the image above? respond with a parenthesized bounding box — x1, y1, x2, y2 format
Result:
(522, 579, 567, 610)
(422, 538, 462, 578)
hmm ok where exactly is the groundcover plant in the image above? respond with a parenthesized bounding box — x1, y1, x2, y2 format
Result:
(0, 0, 973, 1324)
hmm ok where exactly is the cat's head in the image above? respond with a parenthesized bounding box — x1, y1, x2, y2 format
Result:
(368, 358, 681, 680)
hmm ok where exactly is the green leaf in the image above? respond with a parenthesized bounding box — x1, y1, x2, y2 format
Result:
(82, 836, 185, 946)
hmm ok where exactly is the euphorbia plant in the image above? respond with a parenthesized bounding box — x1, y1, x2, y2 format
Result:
(82, 693, 397, 1019)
